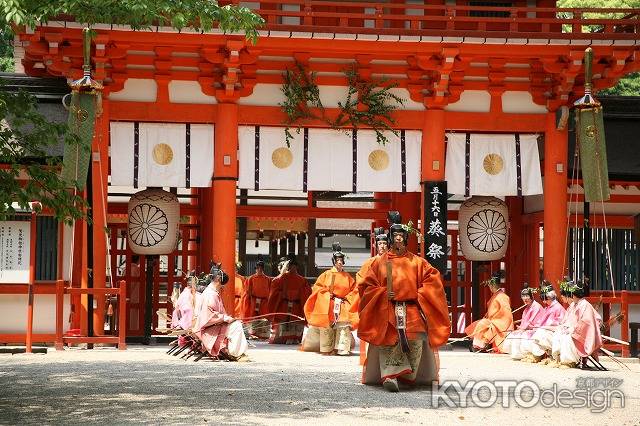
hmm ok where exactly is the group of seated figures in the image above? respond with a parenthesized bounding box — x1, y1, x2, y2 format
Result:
(165, 212, 607, 391)
(466, 273, 604, 369)
(167, 263, 249, 362)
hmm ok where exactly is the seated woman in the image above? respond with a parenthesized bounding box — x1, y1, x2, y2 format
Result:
(502, 283, 544, 360)
(193, 263, 249, 361)
(550, 279, 602, 368)
(465, 272, 513, 353)
(521, 282, 566, 363)
(170, 275, 197, 331)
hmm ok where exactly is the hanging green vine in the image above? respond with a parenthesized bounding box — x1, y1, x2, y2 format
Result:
(331, 65, 405, 145)
(279, 62, 324, 147)
(279, 63, 404, 147)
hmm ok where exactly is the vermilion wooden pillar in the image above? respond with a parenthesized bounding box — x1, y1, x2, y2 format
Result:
(373, 192, 389, 225)
(527, 222, 541, 285)
(212, 103, 239, 313)
(91, 98, 109, 336)
(70, 217, 83, 331)
(506, 196, 525, 296)
(543, 112, 568, 292)
(80, 218, 89, 336)
(200, 188, 214, 270)
(420, 108, 446, 258)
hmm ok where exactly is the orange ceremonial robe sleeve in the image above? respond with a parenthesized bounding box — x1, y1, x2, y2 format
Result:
(464, 290, 514, 346)
(304, 268, 359, 329)
(350, 257, 375, 322)
(241, 274, 272, 319)
(234, 275, 246, 318)
(357, 252, 450, 348)
(267, 273, 311, 322)
(266, 276, 283, 316)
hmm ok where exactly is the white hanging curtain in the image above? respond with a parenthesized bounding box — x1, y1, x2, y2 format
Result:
(110, 122, 214, 188)
(238, 125, 305, 191)
(356, 129, 421, 192)
(445, 132, 542, 197)
(307, 128, 352, 192)
(238, 126, 421, 192)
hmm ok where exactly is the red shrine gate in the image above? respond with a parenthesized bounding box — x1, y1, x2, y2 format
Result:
(5, 2, 640, 346)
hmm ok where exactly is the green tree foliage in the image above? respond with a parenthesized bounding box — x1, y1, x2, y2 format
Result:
(557, 0, 640, 96)
(0, 22, 14, 72)
(0, 1, 263, 222)
(0, 87, 87, 222)
(599, 72, 640, 96)
(556, 0, 640, 10)
(3, 0, 264, 41)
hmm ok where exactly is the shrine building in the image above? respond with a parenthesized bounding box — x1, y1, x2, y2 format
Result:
(1, 1, 639, 350)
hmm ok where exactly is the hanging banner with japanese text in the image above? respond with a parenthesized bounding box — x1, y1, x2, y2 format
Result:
(423, 181, 448, 274)
(0, 221, 31, 283)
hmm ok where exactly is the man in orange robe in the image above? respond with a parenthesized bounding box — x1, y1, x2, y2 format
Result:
(356, 227, 388, 283)
(267, 254, 311, 344)
(464, 273, 514, 353)
(302, 243, 359, 355)
(358, 212, 450, 392)
(241, 260, 272, 339)
(352, 227, 389, 362)
(233, 268, 247, 319)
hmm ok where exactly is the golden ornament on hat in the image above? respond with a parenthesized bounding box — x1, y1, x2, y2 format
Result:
(368, 149, 389, 171)
(483, 153, 504, 175)
(152, 143, 174, 166)
(272, 147, 293, 169)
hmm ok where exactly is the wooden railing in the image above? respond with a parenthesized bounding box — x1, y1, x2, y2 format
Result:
(586, 290, 640, 358)
(224, 1, 640, 40)
(55, 279, 127, 350)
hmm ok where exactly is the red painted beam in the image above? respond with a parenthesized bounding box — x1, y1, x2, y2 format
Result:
(63, 336, 120, 344)
(0, 283, 59, 294)
(569, 214, 635, 228)
(237, 205, 387, 220)
(109, 102, 548, 133)
(0, 333, 56, 344)
(108, 202, 386, 220)
(108, 203, 200, 216)
(570, 193, 640, 204)
(521, 211, 635, 228)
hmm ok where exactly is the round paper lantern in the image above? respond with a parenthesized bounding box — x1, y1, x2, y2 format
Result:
(127, 188, 180, 255)
(458, 196, 509, 261)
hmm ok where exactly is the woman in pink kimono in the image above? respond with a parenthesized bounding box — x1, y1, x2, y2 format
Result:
(550, 280, 602, 368)
(193, 264, 248, 361)
(171, 276, 197, 330)
(522, 284, 566, 363)
(503, 283, 544, 360)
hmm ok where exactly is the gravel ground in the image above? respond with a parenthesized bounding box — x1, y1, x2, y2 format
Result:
(0, 341, 638, 425)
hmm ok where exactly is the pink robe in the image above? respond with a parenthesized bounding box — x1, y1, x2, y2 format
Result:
(526, 300, 567, 357)
(193, 285, 233, 356)
(539, 300, 566, 327)
(171, 287, 195, 330)
(572, 298, 603, 357)
(519, 300, 544, 337)
(551, 302, 579, 362)
(504, 300, 543, 358)
(560, 301, 576, 327)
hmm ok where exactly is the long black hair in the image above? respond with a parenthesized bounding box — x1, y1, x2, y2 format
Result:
(571, 278, 590, 298)
(520, 282, 534, 298)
